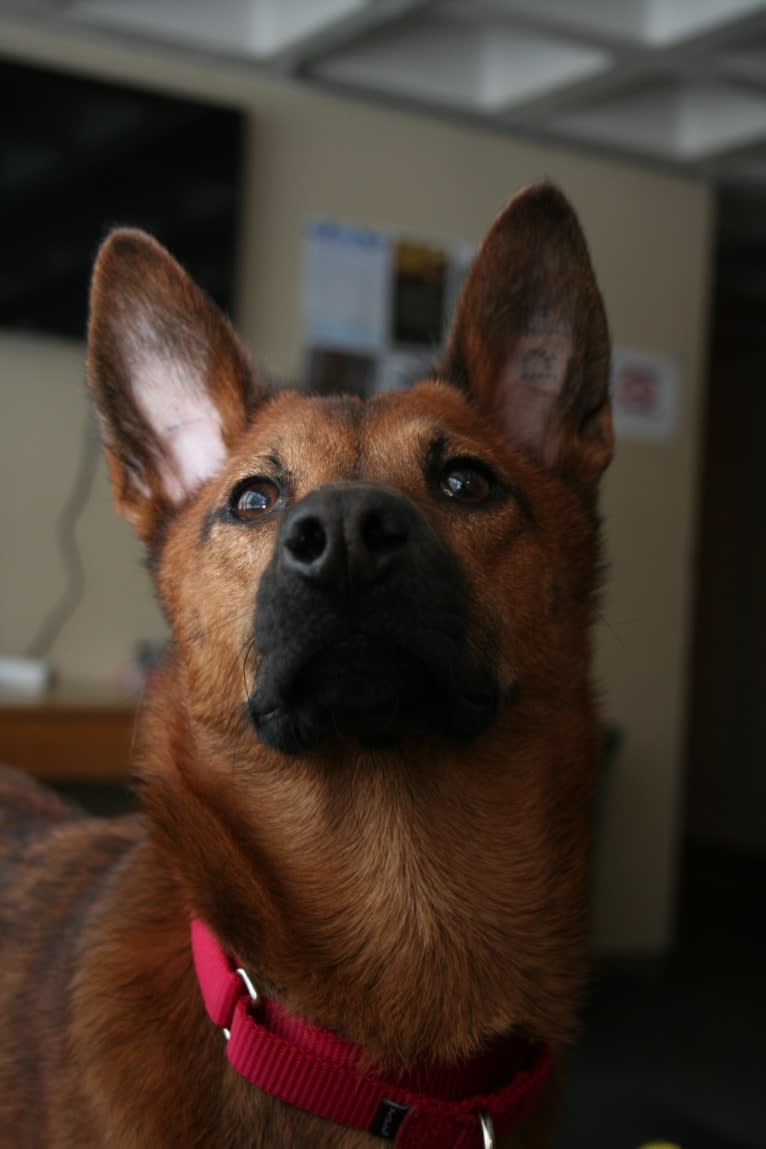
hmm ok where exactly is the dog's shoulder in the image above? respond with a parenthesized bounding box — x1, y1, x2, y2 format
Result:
(0, 765, 82, 844)
(0, 765, 142, 925)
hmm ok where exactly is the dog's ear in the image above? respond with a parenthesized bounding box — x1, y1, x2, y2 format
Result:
(442, 184, 612, 484)
(87, 229, 266, 542)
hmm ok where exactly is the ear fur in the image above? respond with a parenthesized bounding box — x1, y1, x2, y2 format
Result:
(87, 229, 265, 542)
(442, 184, 612, 484)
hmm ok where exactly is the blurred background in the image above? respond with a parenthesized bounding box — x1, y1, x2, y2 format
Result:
(0, 3, 764, 1146)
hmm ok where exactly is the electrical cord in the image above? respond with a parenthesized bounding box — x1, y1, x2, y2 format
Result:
(25, 411, 101, 659)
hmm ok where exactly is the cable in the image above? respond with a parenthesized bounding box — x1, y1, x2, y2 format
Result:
(25, 410, 101, 659)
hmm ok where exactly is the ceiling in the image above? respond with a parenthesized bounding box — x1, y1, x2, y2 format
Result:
(5, 0, 766, 189)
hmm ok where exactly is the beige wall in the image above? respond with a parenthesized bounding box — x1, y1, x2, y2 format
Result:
(0, 19, 714, 955)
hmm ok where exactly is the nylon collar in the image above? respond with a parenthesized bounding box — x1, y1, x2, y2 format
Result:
(191, 918, 552, 1148)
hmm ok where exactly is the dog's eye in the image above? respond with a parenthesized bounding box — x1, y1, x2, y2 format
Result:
(231, 477, 282, 521)
(439, 460, 494, 506)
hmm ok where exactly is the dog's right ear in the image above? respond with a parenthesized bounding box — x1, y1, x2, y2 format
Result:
(87, 229, 266, 543)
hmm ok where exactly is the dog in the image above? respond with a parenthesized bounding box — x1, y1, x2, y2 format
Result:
(0, 183, 612, 1148)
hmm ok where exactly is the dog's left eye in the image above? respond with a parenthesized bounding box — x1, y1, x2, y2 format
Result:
(231, 477, 282, 521)
(439, 460, 494, 506)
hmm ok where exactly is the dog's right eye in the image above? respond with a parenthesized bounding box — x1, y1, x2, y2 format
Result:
(230, 477, 282, 522)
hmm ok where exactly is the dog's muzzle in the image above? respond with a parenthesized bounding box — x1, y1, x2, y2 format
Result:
(248, 482, 500, 754)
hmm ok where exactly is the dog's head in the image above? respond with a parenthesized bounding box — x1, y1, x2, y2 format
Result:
(88, 185, 611, 763)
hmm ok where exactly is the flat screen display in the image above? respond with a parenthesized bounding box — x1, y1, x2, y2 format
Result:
(0, 57, 245, 338)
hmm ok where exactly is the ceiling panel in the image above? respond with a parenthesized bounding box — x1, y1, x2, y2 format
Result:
(3, 0, 766, 187)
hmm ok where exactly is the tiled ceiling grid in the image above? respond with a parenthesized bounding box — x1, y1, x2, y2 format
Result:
(4, 0, 766, 188)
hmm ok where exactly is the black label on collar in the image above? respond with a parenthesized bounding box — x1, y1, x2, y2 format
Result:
(370, 1099, 410, 1139)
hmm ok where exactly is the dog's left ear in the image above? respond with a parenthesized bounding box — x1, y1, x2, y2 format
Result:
(442, 184, 612, 484)
(87, 229, 265, 542)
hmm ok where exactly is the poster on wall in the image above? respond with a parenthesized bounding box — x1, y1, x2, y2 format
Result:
(391, 241, 449, 348)
(611, 347, 680, 442)
(302, 218, 475, 398)
(304, 221, 391, 353)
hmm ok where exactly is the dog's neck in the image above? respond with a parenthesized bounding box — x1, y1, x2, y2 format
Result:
(138, 659, 596, 1068)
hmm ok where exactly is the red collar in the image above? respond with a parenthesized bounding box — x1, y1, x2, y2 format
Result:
(191, 918, 552, 1148)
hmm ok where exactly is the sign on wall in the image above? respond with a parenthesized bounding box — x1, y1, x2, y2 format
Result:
(611, 347, 680, 442)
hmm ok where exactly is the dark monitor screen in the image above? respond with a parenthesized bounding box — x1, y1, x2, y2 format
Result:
(0, 57, 245, 339)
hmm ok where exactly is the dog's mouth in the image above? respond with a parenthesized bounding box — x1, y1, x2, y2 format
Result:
(248, 631, 500, 755)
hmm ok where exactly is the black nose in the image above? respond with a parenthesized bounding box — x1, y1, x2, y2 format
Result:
(280, 483, 412, 590)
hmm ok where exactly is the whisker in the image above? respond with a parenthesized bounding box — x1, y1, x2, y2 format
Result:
(242, 637, 258, 700)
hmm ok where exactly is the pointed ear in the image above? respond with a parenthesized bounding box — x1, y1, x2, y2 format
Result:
(87, 229, 267, 543)
(442, 184, 612, 484)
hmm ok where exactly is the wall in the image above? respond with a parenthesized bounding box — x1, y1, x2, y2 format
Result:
(0, 17, 714, 955)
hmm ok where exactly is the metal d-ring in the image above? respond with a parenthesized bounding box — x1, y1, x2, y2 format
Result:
(477, 1109, 496, 1149)
(223, 966, 260, 1041)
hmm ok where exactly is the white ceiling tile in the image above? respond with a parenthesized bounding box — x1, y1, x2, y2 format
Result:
(557, 85, 684, 157)
(69, 0, 372, 58)
(677, 84, 766, 156)
(316, 19, 487, 110)
(318, 13, 609, 111)
(648, 0, 766, 46)
(479, 28, 611, 108)
(558, 79, 766, 160)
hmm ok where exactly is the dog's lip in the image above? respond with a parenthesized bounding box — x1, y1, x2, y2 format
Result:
(247, 633, 500, 723)
(247, 621, 503, 752)
(256, 623, 463, 698)
(256, 632, 430, 709)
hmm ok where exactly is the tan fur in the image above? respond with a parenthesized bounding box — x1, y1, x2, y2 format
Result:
(1, 184, 611, 1147)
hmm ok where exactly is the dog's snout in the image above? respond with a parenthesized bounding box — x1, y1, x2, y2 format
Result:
(281, 484, 412, 590)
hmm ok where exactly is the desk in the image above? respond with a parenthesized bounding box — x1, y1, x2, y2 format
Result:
(0, 690, 138, 780)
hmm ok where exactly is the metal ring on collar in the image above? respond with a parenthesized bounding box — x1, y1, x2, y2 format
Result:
(477, 1109, 496, 1149)
(223, 966, 259, 1041)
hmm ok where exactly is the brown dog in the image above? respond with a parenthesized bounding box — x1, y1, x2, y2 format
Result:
(0, 184, 612, 1148)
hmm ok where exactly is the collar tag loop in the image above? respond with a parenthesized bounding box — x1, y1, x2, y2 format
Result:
(478, 1109, 496, 1148)
(222, 966, 259, 1041)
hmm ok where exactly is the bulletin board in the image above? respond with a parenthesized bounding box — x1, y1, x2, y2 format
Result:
(302, 219, 474, 399)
